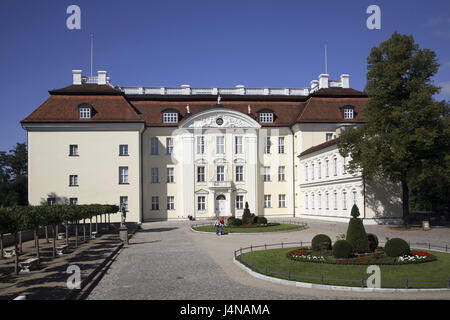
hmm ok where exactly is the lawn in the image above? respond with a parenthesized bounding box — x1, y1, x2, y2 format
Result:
(238, 247, 450, 288)
(193, 223, 306, 234)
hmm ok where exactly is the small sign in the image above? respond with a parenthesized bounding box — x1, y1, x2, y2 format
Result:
(422, 220, 430, 231)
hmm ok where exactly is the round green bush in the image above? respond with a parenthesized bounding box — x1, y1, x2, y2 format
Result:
(255, 216, 267, 225)
(332, 240, 353, 258)
(227, 217, 235, 225)
(385, 238, 410, 257)
(311, 234, 332, 251)
(367, 233, 379, 252)
(232, 218, 242, 226)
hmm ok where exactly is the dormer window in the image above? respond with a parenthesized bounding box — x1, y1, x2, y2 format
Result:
(259, 112, 274, 123)
(163, 112, 178, 123)
(342, 106, 355, 120)
(79, 104, 92, 119)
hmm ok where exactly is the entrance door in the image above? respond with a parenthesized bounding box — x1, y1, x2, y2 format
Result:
(216, 194, 226, 217)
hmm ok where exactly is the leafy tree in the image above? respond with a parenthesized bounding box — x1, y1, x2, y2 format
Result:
(346, 205, 370, 253)
(339, 32, 450, 226)
(0, 143, 28, 206)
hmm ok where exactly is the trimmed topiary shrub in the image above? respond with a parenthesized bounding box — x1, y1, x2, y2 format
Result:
(242, 202, 254, 225)
(346, 205, 370, 253)
(367, 233, 379, 252)
(385, 238, 410, 257)
(254, 216, 267, 225)
(231, 218, 242, 226)
(332, 240, 353, 258)
(311, 234, 332, 251)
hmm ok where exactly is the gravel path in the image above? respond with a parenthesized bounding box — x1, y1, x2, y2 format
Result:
(87, 218, 450, 300)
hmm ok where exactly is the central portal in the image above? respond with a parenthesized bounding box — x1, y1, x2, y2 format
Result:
(215, 194, 226, 217)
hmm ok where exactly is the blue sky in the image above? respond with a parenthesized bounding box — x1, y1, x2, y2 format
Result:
(0, 0, 449, 150)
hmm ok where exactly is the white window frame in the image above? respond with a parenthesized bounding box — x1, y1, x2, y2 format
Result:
(264, 137, 271, 154)
(119, 167, 128, 184)
(197, 136, 205, 154)
(278, 137, 285, 154)
(343, 191, 347, 210)
(326, 133, 333, 141)
(167, 196, 175, 210)
(166, 138, 174, 155)
(235, 136, 243, 154)
(216, 165, 225, 182)
(197, 166, 205, 182)
(163, 112, 178, 123)
(79, 106, 91, 119)
(216, 136, 225, 154)
(279, 194, 286, 208)
(305, 164, 308, 181)
(235, 165, 244, 182)
(69, 144, 78, 156)
(69, 175, 78, 186)
(236, 195, 244, 210)
(198, 196, 206, 211)
(119, 144, 128, 156)
(167, 167, 174, 183)
(305, 194, 309, 209)
(69, 197, 78, 205)
(343, 108, 354, 119)
(263, 166, 271, 182)
(264, 195, 271, 208)
(260, 112, 274, 123)
(278, 166, 285, 181)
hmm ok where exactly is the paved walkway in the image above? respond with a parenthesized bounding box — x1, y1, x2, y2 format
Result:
(87, 218, 450, 300)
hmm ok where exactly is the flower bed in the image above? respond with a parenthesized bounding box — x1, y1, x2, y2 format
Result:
(287, 247, 437, 265)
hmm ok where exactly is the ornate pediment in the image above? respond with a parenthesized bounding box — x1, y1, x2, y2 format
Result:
(180, 108, 261, 129)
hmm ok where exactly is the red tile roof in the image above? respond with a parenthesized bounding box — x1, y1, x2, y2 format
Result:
(299, 137, 341, 157)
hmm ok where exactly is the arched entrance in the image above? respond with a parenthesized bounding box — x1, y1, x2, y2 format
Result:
(215, 194, 226, 217)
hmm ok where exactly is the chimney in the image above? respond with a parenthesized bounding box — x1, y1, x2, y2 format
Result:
(310, 80, 319, 90)
(318, 74, 329, 89)
(340, 74, 350, 88)
(72, 70, 82, 85)
(97, 71, 107, 85)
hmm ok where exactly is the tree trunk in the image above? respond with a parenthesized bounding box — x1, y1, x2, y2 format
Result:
(96, 216, 98, 233)
(83, 219, 86, 243)
(65, 221, 69, 248)
(14, 232, 19, 275)
(75, 221, 78, 248)
(90, 218, 92, 239)
(52, 225, 56, 258)
(45, 226, 49, 243)
(34, 229, 40, 260)
(0, 234, 3, 260)
(19, 231, 22, 254)
(402, 180, 410, 228)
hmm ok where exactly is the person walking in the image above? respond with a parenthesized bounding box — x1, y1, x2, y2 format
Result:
(220, 217, 225, 235)
(214, 217, 221, 235)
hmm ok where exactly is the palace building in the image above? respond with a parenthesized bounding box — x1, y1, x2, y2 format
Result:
(21, 70, 402, 224)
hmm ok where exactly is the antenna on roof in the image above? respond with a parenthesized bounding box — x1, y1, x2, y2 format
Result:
(90, 34, 94, 76)
(324, 44, 328, 74)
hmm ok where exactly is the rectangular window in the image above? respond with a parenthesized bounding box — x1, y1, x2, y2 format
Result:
(343, 108, 354, 119)
(334, 192, 338, 210)
(326, 160, 330, 177)
(119, 144, 128, 156)
(305, 164, 308, 181)
(167, 167, 174, 183)
(278, 137, 285, 154)
(197, 166, 205, 182)
(353, 190, 357, 205)
(216, 165, 225, 181)
(198, 196, 206, 211)
(279, 194, 286, 208)
(311, 163, 315, 180)
(326, 133, 333, 142)
(260, 112, 273, 123)
(79, 107, 91, 119)
(197, 136, 205, 154)
(278, 166, 285, 181)
(264, 195, 271, 208)
(343, 191, 347, 210)
(69, 175, 78, 186)
(120, 196, 128, 211)
(166, 138, 174, 155)
(151, 196, 159, 210)
(334, 158, 338, 176)
(163, 112, 178, 123)
(119, 167, 128, 184)
(326, 193, 329, 209)
(263, 166, 270, 182)
(311, 194, 315, 209)
(264, 137, 271, 154)
(318, 193, 322, 209)
(69, 198, 78, 205)
(69, 144, 78, 156)
(216, 136, 225, 154)
(151, 137, 159, 155)
(235, 136, 243, 154)
(318, 162, 322, 179)
(235, 165, 244, 182)
(167, 196, 175, 210)
(151, 168, 159, 184)
(47, 198, 55, 206)
(305, 194, 309, 209)
(236, 195, 244, 209)
(343, 157, 347, 174)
